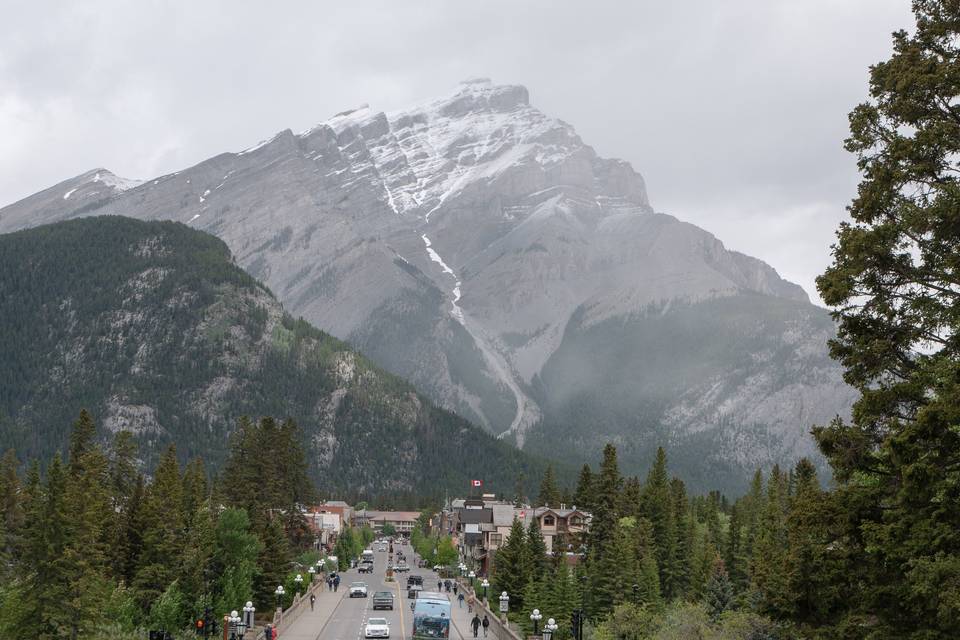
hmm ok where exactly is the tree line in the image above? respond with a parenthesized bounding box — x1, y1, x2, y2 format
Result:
(0, 411, 325, 639)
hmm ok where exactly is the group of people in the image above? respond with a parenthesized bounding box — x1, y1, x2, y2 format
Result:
(470, 613, 491, 638)
(325, 573, 341, 592)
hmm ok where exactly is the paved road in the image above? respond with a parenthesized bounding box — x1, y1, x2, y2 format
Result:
(281, 541, 482, 640)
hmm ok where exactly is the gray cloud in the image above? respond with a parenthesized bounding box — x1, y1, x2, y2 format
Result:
(0, 0, 913, 302)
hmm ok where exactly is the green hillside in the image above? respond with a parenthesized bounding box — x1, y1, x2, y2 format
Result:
(0, 216, 547, 495)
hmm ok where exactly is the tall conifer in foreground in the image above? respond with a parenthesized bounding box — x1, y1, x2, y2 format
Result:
(815, 1, 960, 635)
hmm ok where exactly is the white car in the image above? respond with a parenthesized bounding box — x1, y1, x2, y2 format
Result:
(364, 617, 390, 638)
(349, 582, 368, 598)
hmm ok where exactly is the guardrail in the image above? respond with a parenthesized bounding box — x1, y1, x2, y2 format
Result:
(457, 578, 524, 640)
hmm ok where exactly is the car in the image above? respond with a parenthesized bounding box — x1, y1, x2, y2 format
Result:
(349, 582, 368, 598)
(372, 591, 394, 610)
(359, 561, 374, 574)
(407, 583, 422, 599)
(364, 617, 390, 638)
(407, 575, 423, 587)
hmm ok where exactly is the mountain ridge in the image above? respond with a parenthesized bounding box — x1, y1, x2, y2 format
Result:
(0, 79, 853, 491)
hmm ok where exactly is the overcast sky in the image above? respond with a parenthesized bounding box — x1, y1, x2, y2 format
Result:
(0, 0, 913, 302)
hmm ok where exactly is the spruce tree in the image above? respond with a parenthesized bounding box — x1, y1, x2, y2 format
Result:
(493, 517, 529, 609)
(814, 3, 960, 634)
(256, 515, 291, 609)
(704, 557, 734, 622)
(537, 465, 561, 508)
(134, 445, 185, 609)
(574, 464, 594, 512)
(527, 516, 549, 581)
(0, 449, 23, 572)
(750, 466, 792, 617)
(61, 416, 113, 639)
(586, 444, 622, 616)
(640, 447, 677, 599)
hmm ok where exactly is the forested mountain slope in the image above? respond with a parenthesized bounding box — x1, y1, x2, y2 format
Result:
(0, 216, 546, 494)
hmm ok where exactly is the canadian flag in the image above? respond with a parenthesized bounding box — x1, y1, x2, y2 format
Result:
(471, 479, 483, 487)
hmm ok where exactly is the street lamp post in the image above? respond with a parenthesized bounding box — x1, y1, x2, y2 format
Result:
(228, 610, 242, 640)
(632, 583, 639, 603)
(499, 591, 510, 625)
(480, 578, 490, 602)
(530, 608, 542, 636)
(294, 573, 304, 598)
(543, 618, 558, 640)
(275, 585, 285, 610)
(468, 570, 476, 592)
(308, 566, 316, 584)
(242, 601, 255, 633)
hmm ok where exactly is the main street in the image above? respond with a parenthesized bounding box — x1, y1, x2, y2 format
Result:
(281, 541, 484, 640)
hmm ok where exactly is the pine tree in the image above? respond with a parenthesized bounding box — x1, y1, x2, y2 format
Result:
(619, 476, 641, 519)
(180, 499, 217, 611)
(214, 507, 261, 615)
(640, 447, 677, 599)
(21, 455, 74, 639)
(134, 445, 185, 609)
(537, 465, 561, 508)
(493, 517, 529, 609)
(750, 466, 792, 617)
(704, 557, 734, 622)
(670, 477, 691, 599)
(814, 4, 960, 634)
(724, 503, 746, 591)
(255, 515, 290, 610)
(514, 473, 526, 507)
(0, 449, 23, 572)
(61, 414, 113, 639)
(784, 458, 843, 626)
(574, 464, 594, 512)
(527, 516, 549, 581)
(586, 444, 622, 616)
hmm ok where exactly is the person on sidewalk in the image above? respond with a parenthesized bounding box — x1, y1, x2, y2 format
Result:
(310, 593, 316, 611)
(453, 583, 458, 596)
(458, 592, 465, 608)
(482, 615, 490, 637)
(467, 593, 475, 614)
(471, 614, 482, 638)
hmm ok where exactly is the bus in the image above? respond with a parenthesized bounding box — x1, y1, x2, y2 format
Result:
(411, 592, 451, 639)
(362, 549, 375, 564)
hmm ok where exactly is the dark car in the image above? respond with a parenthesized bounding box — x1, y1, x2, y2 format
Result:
(359, 561, 374, 574)
(372, 591, 394, 610)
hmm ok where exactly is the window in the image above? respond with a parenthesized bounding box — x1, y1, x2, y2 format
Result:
(489, 533, 503, 546)
(543, 515, 555, 526)
(570, 517, 581, 526)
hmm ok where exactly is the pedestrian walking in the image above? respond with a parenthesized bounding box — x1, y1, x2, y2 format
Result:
(310, 593, 316, 611)
(438, 580, 443, 592)
(467, 593, 475, 613)
(471, 614, 481, 638)
(482, 615, 490, 637)
(334, 575, 340, 592)
(458, 592, 465, 608)
(453, 583, 458, 596)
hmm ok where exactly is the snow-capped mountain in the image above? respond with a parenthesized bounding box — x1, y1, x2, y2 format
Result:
(0, 79, 854, 491)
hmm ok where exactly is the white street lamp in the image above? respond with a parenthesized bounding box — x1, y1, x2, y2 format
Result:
(480, 578, 490, 601)
(530, 608, 543, 635)
(242, 601, 255, 631)
(294, 573, 304, 596)
(275, 585, 285, 610)
(543, 617, 558, 640)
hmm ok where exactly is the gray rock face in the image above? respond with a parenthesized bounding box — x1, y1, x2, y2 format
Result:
(0, 79, 855, 486)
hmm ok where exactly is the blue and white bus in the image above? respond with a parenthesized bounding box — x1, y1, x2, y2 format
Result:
(411, 591, 451, 639)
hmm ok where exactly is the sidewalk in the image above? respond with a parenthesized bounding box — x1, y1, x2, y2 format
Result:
(448, 583, 492, 640)
(275, 578, 342, 640)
